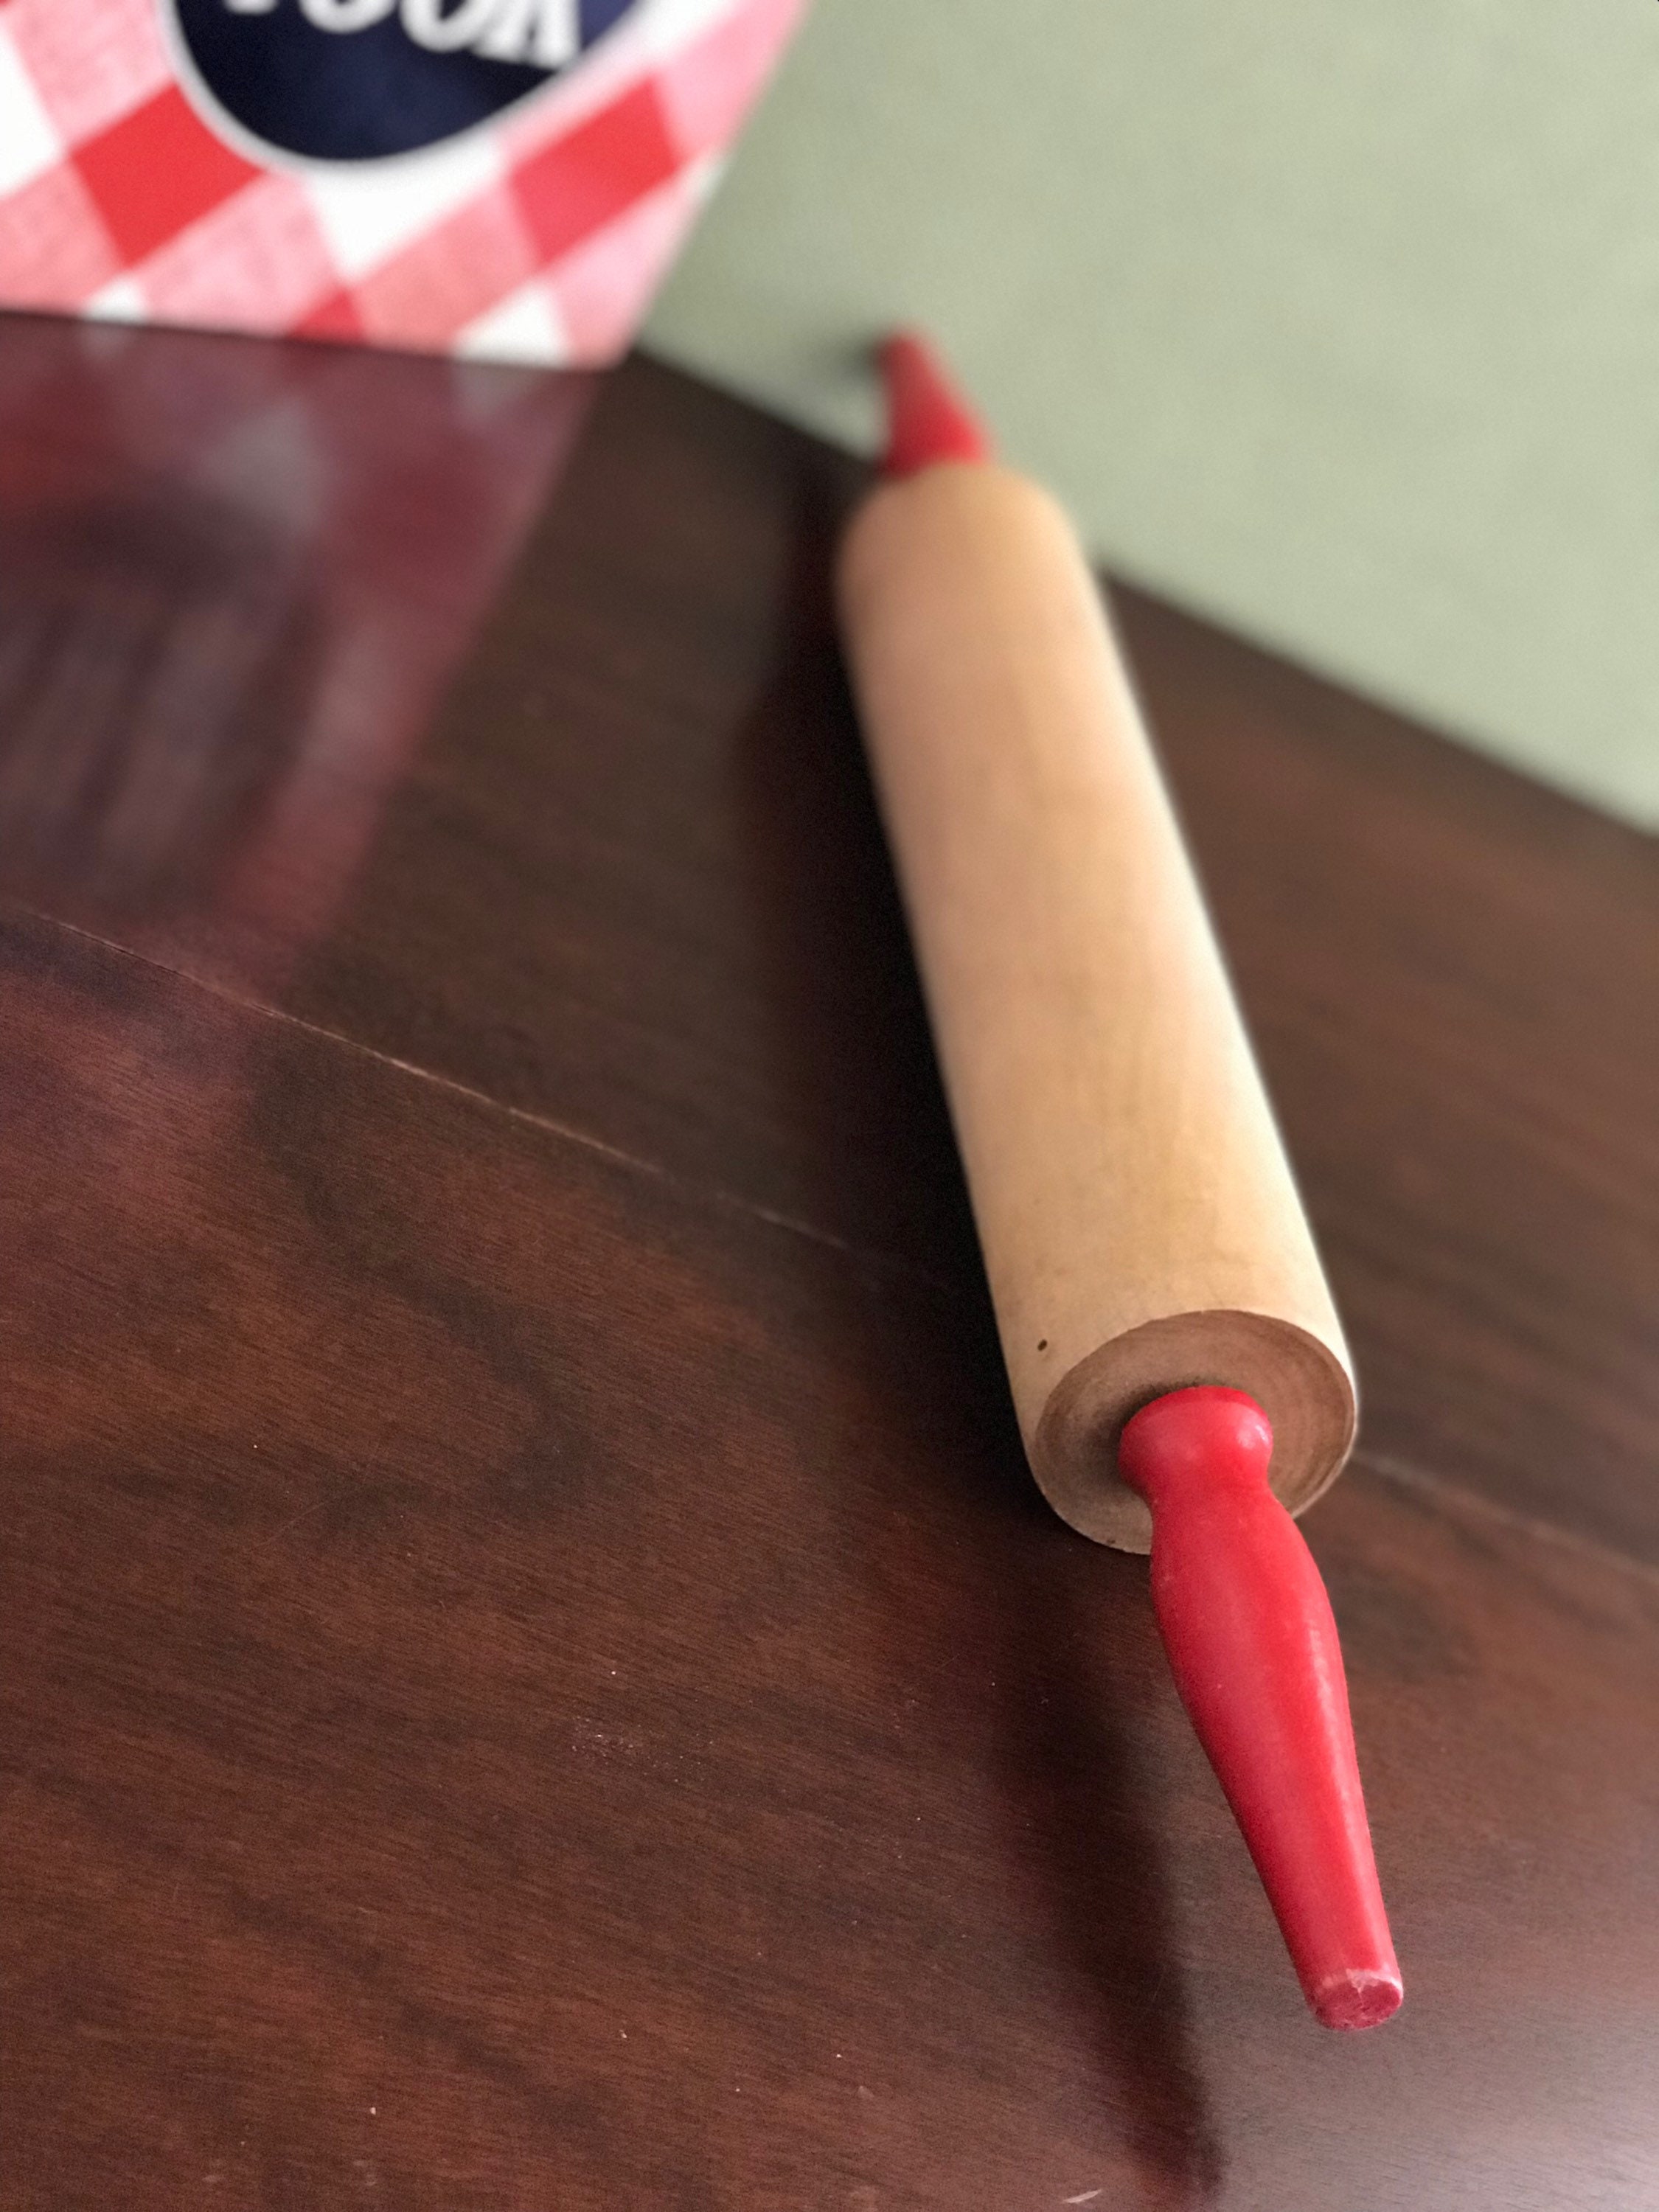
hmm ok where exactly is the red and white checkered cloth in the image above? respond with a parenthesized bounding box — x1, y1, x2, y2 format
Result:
(0, 0, 801, 364)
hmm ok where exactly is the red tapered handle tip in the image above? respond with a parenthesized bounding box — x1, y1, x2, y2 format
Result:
(1119, 1388, 1402, 2030)
(877, 331, 993, 476)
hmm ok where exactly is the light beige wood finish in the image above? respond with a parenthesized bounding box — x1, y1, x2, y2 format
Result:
(838, 463, 1355, 1550)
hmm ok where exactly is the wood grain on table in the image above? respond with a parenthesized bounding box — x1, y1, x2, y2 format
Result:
(1, 312, 1655, 2211)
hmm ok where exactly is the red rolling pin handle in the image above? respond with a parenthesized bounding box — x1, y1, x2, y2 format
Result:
(1119, 1388, 1402, 2029)
(879, 332, 992, 475)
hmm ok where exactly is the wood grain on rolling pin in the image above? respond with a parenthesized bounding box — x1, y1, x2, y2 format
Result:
(838, 462, 1354, 1550)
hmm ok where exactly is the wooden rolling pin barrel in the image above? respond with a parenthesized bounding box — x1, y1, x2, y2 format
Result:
(835, 334, 1402, 2029)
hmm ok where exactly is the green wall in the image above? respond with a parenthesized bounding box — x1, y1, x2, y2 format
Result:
(647, 0, 1659, 827)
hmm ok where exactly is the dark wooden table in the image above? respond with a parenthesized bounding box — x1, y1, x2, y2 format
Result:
(2, 310, 1656, 2211)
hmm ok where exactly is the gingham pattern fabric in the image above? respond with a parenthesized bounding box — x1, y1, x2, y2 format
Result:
(0, 0, 800, 364)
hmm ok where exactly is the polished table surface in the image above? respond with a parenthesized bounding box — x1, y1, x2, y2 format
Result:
(1, 312, 1656, 2211)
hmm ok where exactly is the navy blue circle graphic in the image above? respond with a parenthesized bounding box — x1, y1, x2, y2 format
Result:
(172, 0, 642, 162)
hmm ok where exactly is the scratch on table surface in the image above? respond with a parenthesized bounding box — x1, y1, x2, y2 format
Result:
(1135, 1963, 1169, 2027)
(1064, 2193, 1102, 2205)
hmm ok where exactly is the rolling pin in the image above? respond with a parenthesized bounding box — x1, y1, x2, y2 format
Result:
(836, 333, 1401, 2029)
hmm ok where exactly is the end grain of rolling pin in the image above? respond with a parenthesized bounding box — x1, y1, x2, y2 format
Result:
(836, 332, 1401, 2029)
